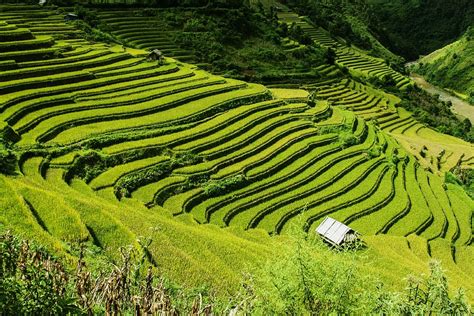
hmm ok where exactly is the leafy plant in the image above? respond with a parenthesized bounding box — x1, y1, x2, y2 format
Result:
(0, 146, 17, 175)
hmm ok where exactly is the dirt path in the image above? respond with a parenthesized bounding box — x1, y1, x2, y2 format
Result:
(410, 73, 474, 124)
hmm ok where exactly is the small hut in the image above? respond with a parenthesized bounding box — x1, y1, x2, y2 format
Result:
(64, 13, 79, 21)
(147, 49, 164, 62)
(316, 217, 359, 247)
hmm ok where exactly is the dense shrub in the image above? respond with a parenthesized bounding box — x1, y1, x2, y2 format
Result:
(203, 174, 246, 196)
(0, 230, 219, 315)
(1, 227, 471, 315)
(283, 0, 403, 64)
(339, 131, 358, 148)
(170, 6, 325, 81)
(448, 166, 474, 199)
(397, 89, 474, 143)
(0, 143, 17, 175)
(242, 222, 471, 314)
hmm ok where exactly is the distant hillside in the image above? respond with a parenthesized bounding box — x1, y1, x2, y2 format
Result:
(366, 0, 474, 60)
(414, 27, 474, 103)
(281, 0, 404, 65)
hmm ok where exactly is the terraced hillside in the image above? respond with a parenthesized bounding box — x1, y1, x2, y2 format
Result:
(94, 10, 201, 65)
(276, 9, 412, 90)
(270, 7, 474, 173)
(0, 4, 473, 299)
(309, 78, 474, 173)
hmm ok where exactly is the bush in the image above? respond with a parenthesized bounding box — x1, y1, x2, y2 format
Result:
(374, 261, 470, 314)
(339, 131, 358, 148)
(74, 21, 118, 43)
(240, 223, 471, 314)
(0, 230, 220, 315)
(1, 231, 78, 314)
(203, 174, 245, 196)
(367, 144, 382, 158)
(74, 5, 99, 28)
(0, 145, 17, 175)
(397, 89, 474, 143)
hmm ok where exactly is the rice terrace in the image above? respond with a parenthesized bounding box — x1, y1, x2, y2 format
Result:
(0, 0, 473, 314)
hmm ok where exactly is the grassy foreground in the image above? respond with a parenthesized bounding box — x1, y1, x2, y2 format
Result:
(1, 228, 472, 314)
(0, 3, 473, 313)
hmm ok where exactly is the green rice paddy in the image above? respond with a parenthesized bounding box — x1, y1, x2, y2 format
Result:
(0, 4, 472, 300)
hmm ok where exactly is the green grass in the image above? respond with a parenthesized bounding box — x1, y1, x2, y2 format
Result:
(387, 159, 432, 236)
(417, 170, 447, 240)
(19, 80, 253, 145)
(163, 188, 203, 216)
(199, 112, 310, 159)
(415, 28, 474, 100)
(14, 75, 222, 133)
(102, 99, 285, 155)
(18, 185, 90, 243)
(189, 140, 343, 224)
(47, 83, 267, 145)
(446, 184, 473, 246)
(349, 162, 409, 234)
(0, 62, 179, 111)
(173, 102, 302, 153)
(1, 64, 186, 126)
(329, 166, 396, 229)
(1, 6, 472, 304)
(0, 52, 129, 81)
(0, 34, 53, 52)
(276, 158, 387, 233)
(89, 156, 169, 190)
(225, 155, 371, 230)
(131, 176, 187, 205)
(201, 124, 375, 227)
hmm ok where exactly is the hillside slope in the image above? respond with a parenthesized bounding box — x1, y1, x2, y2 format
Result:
(414, 27, 474, 104)
(0, 3, 473, 307)
(366, 0, 474, 60)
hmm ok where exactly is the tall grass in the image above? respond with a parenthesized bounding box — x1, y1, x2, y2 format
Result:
(1, 228, 470, 314)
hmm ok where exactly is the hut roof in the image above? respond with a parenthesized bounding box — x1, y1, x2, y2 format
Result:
(150, 49, 162, 55)
(316, 217, 356, 246)
(64, 13, 79, 20)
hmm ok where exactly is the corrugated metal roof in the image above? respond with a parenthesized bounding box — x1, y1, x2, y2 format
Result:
(316, 217, 353, 245)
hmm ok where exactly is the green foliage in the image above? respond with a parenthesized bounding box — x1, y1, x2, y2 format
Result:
(415, 28, 474, 101)
(169, 7, 325, 81)
(0, 230, 223, 315)
(1, 231, 78, 314)
(284, 0, 403, 64)
(0, 148, 16, 174)
(374, 261, 471, 315)
(242, 222, 471, 314)
(73, 20, 119, 44)
(445, 172, 462, 186)
(66, 150, 110, 183)
(0, 131, 17, 175)
(203, 174, 245, 196)
(367, 144, 382, 158)
(365, 0, 474, 59)
(449, 166, 474, 199)
(72, 5, 119, 43)
(397, 88, 474, 143)
(339, 131, 358, 148)
(368, 74, 397, 89)
(73, 5, 99, 27)
(113, 151, 202, 198)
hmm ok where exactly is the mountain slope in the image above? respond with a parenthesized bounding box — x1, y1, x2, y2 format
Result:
(414, 27, 474, 103)
(0, 2, 473, 308)
(366, 0, 474, 60)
